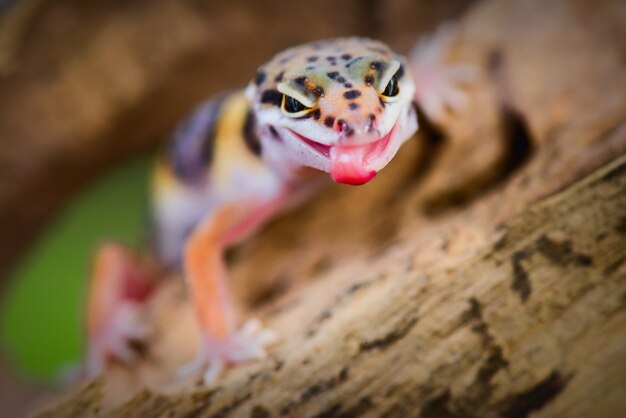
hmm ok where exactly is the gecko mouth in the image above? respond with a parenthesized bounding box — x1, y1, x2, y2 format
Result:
(289, 123, 397, 185)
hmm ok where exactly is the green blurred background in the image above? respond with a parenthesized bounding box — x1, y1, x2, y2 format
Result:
(0, 155, 153, 383)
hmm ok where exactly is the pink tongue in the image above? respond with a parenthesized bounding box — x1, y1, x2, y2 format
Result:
(330, 145, 377, 185)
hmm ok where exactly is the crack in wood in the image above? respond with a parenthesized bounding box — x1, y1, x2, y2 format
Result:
(511, 233, 596, 302)
(311, 396, 373, 418)
(306, 276, 382, 338)
(419, 370, 571, 418)
(535, 235, 593, 267)
(250, 405, 271, 418)
(492, 232, 509, 252)
(495, 371, 573, 418)
(420, 390, 459, 418)
(209, 392, 252, 418)
(600, 155, 626, 181)
(511, 250, 532, 302)
(279, 367, 350, 416)
(359, 316, 418, 352)
(615, 214, 626, 235)
(603, 256, 625, 276)
(460, 298, 510, 410)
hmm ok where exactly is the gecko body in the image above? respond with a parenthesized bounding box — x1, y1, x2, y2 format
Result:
(85, 32, 472, 383)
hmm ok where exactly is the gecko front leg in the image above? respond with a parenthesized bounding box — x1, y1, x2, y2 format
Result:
(179, 199, 287, 384)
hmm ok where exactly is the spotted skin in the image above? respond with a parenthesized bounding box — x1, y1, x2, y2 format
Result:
(249, 38, 409, 134)
(85, 32, 473, 384)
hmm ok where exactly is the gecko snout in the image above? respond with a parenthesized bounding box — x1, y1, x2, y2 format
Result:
(337, 117, 384, 146)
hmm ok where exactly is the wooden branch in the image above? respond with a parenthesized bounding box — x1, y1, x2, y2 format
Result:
(33, 0, 626, 416)
(38, 155, 626, 418)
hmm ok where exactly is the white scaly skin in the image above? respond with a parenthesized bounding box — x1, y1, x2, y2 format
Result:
(83, 27, 474, 384)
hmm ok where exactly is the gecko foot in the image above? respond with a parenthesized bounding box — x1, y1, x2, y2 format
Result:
(409, 23, 477, 122)
(83, 243, 155, 378)
(178, 318, 278, 384)
(85, 301, 149, 377)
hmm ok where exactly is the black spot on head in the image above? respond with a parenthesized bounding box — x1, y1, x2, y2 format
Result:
(294, 76, 307, 85)
(364, 75, 375, 86)
(337, 76, 346, 83)
(260, 89, 283, 106)
(324, 116, 335, 128)
(344, 83, 352, 88)
(255, 70, 266, 85)
(269, 125, 281, 141)
(313, 86, 324, 97)
(349, 102, 359, 110)
(313, 109, 321, 120)
(344, 90, 362, 100)
(327, 71, 339, 80)
(341, 54, 352, 60)
(306, 65, 315, 71)
(307, 56, 318, 62)
(274, 71, 284, 82)
(326, 56, 336, 61)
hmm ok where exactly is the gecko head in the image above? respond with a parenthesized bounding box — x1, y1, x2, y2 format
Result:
(246, 38, 418, 185)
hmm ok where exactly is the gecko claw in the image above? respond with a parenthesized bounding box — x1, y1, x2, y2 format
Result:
(85, 302, 149, 377)
(82, 243, 156, 378)
(177, 318, 278, 384)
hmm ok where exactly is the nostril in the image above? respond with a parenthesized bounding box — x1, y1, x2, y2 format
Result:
(337, 119, 348, 131)
(337, 119, 355, 137)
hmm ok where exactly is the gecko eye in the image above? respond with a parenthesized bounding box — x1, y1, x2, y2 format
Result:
(282, 95, 312, 115)
(381, 74, 400, 99)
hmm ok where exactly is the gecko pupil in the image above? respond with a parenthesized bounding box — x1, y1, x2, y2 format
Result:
(283, 95, 310, 113)
(382, 75, 399, 97)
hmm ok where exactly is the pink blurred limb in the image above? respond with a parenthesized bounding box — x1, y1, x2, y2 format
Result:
(84, 243, 156, 377)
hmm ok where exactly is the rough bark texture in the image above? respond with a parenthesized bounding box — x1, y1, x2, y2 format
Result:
(1, 0, 625, 416)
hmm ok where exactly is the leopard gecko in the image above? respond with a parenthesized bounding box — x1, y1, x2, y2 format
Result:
(84, 27, 473, 384)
